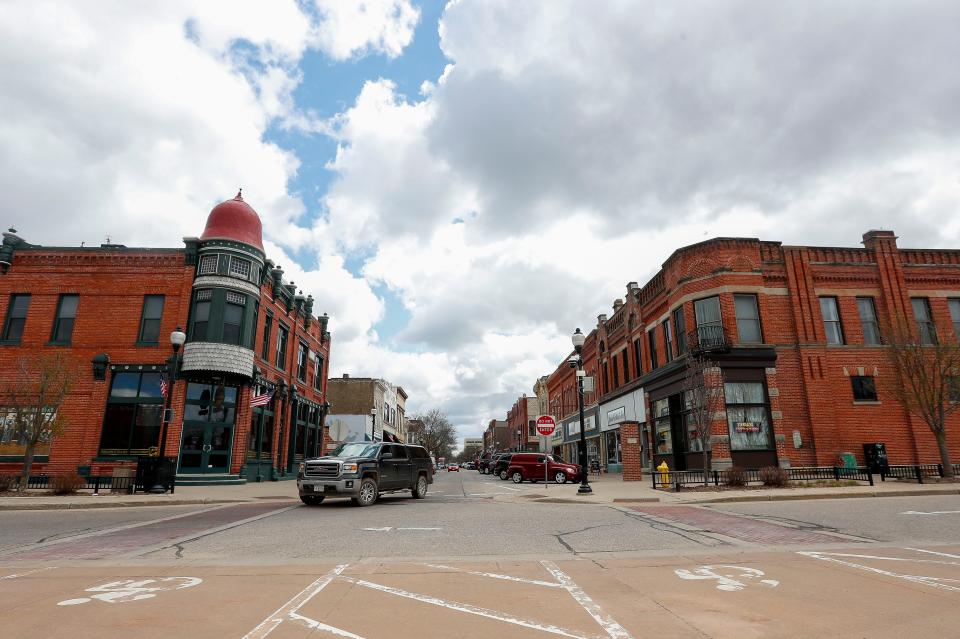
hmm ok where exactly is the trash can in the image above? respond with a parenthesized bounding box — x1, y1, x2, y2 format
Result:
(111, 467, 135, 494)
(862, 442, 889, 474)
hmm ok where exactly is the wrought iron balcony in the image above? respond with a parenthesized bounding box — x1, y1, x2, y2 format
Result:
(687, 325, 731, 356)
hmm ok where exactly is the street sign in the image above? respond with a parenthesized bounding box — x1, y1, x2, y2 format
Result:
(329, 421, 349, 442)
(535, 415, 557, 437)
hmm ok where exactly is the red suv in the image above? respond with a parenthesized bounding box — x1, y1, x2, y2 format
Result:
(506, 453, 581, 484)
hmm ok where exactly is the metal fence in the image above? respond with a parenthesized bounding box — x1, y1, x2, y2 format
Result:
(880, 463, 960, 484)
(8, 474, 136, 494)
(652, 466, 875, 490)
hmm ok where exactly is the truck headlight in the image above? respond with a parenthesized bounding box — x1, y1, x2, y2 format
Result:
(342, 463, 359, 474)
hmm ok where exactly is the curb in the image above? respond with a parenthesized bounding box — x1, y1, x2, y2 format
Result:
(679, 487, 960, 505)
(0, 498, 251, 511)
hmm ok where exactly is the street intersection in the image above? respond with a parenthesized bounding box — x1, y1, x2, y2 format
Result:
(2, 472, 959, 638)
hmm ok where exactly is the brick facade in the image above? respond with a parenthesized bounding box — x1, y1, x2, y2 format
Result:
(0, 196, 332, 483)
(546, 229, 960, 473)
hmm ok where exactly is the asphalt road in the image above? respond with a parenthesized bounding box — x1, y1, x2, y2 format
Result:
(2, 471, 960, 638)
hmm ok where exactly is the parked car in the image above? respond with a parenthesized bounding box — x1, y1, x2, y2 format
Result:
(492, 454, 515, 480)
(447, 464, 460, 472)
(463, 462, 475, 470)
(506, 453, 581, 484)
(298, 442, 433, 506)
(477, 453, 494, 474)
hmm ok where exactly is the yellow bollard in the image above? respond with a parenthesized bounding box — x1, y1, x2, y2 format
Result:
(656, 461, 670, 489)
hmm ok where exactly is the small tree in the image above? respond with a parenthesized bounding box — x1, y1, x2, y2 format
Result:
(682, 357, 726, 486)
(0, 353, 76, 492)
(883, 317, 959, 478)
(410, 408, 458, 460)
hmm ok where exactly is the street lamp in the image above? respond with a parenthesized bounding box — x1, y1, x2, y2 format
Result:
(150, 327, 186, 493)
(370, 407, 377, 442)
(571, 328, 592, 495)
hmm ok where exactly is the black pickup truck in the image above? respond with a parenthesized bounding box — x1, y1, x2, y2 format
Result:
(297, 442, 434, 506)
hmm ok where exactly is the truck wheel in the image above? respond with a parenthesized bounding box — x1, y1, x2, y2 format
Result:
(412, 474, 428, 499)
(554, 472, 567, 484)
(300, 495, 325, 506)
(354, 478, 378, 506)
(511, 471, 523, 484)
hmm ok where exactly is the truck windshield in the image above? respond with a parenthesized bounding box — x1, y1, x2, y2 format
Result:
(329, 443, 380, 458)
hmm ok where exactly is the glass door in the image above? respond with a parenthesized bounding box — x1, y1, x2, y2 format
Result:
(178, 382, 238, 474)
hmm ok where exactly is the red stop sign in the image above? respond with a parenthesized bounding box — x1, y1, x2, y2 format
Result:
(535, 415, 557, 437)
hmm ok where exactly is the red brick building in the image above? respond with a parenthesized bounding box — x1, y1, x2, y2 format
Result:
(506, 395, 541, 452)
(546, 230, 960, 473)
(0, 193, 332, 484)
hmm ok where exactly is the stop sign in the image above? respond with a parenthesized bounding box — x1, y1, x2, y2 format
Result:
(535, 415, 557, 437)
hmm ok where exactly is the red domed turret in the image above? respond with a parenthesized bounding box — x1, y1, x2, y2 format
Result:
(200, 190, 264, 252)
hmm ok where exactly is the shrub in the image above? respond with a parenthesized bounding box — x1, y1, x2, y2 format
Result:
(725, 467, 748, 487)
(759, 466, 789, 487)
(0, 474, 15, 492)
(50, 473, 85, 495)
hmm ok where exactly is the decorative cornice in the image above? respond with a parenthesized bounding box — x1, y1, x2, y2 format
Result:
(14, 250, 184, 269)
(193, 275, 261, 296)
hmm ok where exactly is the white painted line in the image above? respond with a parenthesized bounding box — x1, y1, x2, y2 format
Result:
(798, 552, 960, 593)
(288, 611, 368, 638)
(541, 561, 633, 639)
(424, 564, 563, 588)
(360, 527, 393, 531)
(904, 547, 960, 559)
(340, 577, 595, 639)
(0, 566, 57, 580)
(900, 510, 960, 515)
(798, 551, 960, 566)
(243, 564, 350, 639)
(396, 527, 442, 531)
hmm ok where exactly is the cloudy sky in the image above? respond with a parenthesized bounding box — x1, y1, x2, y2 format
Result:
(2, 1, 959, 445)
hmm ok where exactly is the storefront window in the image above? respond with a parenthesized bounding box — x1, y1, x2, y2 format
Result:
(683, 391, 705, 453)
(725, 382, 772, 450)
(98, 372, 164, 456)
(184, 382, 237, 423)
(653, 398, 672, 454)
(605, 430, 621, 464)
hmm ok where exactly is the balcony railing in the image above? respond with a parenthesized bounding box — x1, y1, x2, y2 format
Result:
(687, 324, 731, 355)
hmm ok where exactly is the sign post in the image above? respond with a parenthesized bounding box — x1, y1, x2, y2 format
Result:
(535, 415, 557, 489)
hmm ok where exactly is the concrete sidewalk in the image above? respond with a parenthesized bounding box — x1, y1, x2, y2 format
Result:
(0, 479, 299, 510)
(493, 472, 960, 506)
(2, 473, 959, 510)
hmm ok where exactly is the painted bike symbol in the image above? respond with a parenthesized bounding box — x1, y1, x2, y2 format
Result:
(58, 577, 202, 606)
(675, 565, 779, 592)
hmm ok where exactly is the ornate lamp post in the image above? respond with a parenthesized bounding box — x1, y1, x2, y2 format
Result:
(571, 328, 592, 495)
(150, 327, 185, 493)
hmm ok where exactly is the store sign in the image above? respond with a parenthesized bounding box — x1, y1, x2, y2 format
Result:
(606, 407, 626, 425)
(734, 421, 762, 433)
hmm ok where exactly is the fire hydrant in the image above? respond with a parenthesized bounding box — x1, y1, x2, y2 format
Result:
(656, 461, 670, 489)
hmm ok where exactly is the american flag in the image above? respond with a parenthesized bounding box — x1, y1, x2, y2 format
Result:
(160, 378, 168, 398)
(250, 389, 274, 407)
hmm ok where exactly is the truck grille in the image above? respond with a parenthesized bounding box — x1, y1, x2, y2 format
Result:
(305, 462, 339, 478)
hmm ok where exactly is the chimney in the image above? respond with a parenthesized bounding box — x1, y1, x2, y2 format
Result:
(598, 314, 608, 324)
(613, 298, 623, 311)
(342, 373, 350, 379)
(862, 230, 898, 252)
(627, 282, 639, 295)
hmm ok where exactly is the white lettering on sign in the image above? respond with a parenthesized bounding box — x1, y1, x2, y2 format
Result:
(606, 407, 626, 425)
(58, 577, 202, 606)
(674, 565, 779, 592)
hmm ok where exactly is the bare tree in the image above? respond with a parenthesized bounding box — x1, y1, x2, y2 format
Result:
(682, 357, 726, 485)
(883, 317, 959, 478)
(0, 353, 77, 492)
(410, 408, 458, 460)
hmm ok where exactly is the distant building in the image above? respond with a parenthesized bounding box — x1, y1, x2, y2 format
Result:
(326, 374, 408, 445)
(483, 419, 510, 452)
(462, 437, 483, 459)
